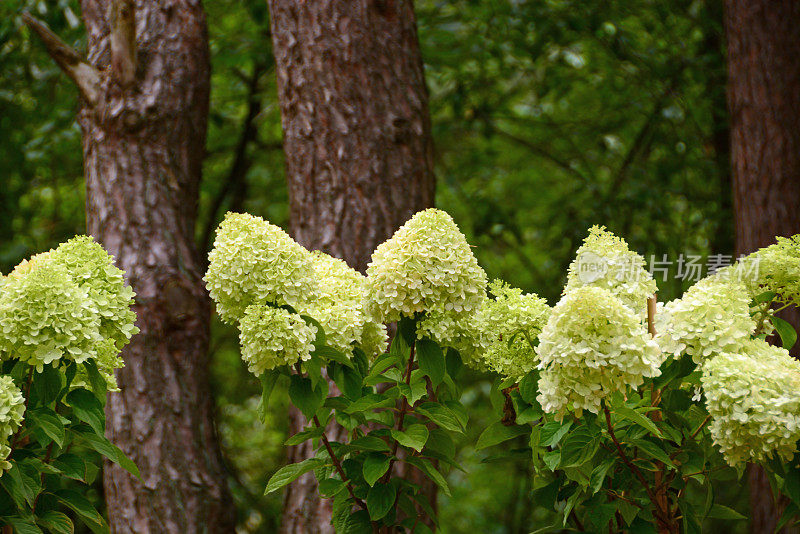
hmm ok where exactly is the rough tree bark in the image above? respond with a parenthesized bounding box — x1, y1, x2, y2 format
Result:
(24, 1, 235, 532)
(267, 1, 435, 532)
(725, 1, 800, 532)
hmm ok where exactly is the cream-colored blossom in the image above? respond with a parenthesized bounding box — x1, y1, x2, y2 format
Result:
(536, 286, 662, 418)
(0, 261, 105, 370)
(205, 212, 317, 324)
(364, 209, 487, 324)
(564, 226, 656, 316)
(238, 305, 317, 375)
(655, 275, 755, 363)
(702, 339, 800, 466)
(475, 280, 550, 379)
(0, 375, 25, 474)
(724, 235, 800, 307)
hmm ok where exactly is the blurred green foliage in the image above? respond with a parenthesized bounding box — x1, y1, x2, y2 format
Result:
(0, 0, 735, 532)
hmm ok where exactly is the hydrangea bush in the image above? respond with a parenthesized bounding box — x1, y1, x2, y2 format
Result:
(0, 237, 139, 533)
(207, 209, 800, 533)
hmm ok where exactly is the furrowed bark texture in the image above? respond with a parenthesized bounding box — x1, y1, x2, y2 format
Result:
(78, 1, 235, 531)
(267, 1, 435, 532)
(725, 1, 800, 532)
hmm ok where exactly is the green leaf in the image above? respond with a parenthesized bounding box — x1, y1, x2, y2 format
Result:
(589, 457, 615, 494)
(300, 315, 326, 348)
(398, 379, 427, 406)
(0, 464, 38, 508)
(783, 463, 800, 508)
(27, 408, 65, 447)
(75, 429, 139, 478)
(345, 394, 395, 414)
(362, 453, 391, 487)
(615, 405, 662, 439)
(406, 456, 451, 497)
(65, 388, 105, 436)
(257, 369, 281, 423)
(476, 422, 529, 450)
(518, 370, 540, 404)
(367, 483, 396, 521)
(51, 454, 90, 482)
(542, 450, 561, 471)
(83, 360, 107, 403)
(631, 439, 675, 468)
(264, 458, 326, 494)
(53, 489, 108, 533)
(415, 402, 464, 433)
(285, 426, 325, 446)
(289, 374, 326, 420)
(36, 511, 74, 534)
(315, 346, 354, 368)
(318, 478, 345, 497)
(30, 365, 62, 407)
(705, 504, 746, 520)
(539, 420, 572, 447)
(771, 316, 797, 350)
(333, 364, 363, 400)
(350, 435, 391, 452)
(560, 427, 599, 468)
(6, 518, 44, 534)
(416, 338, 445, 387)
(391, 424, 429, 452)
(424, 428, 455, 458)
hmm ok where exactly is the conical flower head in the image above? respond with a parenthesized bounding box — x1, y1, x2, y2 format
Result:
(655, 274, 755, 363)
(475, 280, 550, 379)
(238, 305, 317, 376)
(536, 286, 662, 418)
(565, 226, 656, 316)
(205, 212, 318, 324)
(0, 375, 24, 473)
(702, 339, 800, 466)
(0, 260, 104, 370)
(364, 209, 487, 324)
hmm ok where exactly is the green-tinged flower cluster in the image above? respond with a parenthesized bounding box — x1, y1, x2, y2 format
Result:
(565, 226, 656, 316)
(417, 309, 486, 365)
(205, 212, 317, 324)
(476, 280, 550, 379)
(536, 286, 662, 418)
(0, 375, 25, 473)
(303, 252, 387, 357)
(702, 339, 800, 466)
(365, 209, 487, 325)
(239, 305, 317, 376)
(655, 275, 755, 363)
(734, 235, 800, 306)
(49, 236, 138, 349)
(0, 260, 105, 370)
(0, 239, 136, 388)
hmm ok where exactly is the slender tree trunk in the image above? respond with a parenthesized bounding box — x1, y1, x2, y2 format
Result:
(725, 1, 800, 532)
(267, 1, 435, 532)
(76, 1, 234, 532)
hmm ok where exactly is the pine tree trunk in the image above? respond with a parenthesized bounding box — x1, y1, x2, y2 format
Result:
(77, 1, 235, 531)
(267, 1, 435, 531)
(725, 1, 800, 532)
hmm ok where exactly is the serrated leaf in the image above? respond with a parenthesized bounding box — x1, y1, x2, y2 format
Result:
(362, 453, 391, 487)
(476, 421, 529, 450)
(289, 374, 326, 420)
(631, 439, 675, 468)
(28, 408, 65, 447)
(615, 405, 662, 439)
(415, 402, 464, 433)
(391, 424, 429, 452)
(705, 504, 746, 520)
(367, 483, 396, 520)
(257, 369, 281, 423)
(560, 427, 599, 468)
(36, 511, 74, 534)
(285, 426, 325, 446)
(771, 316, 797, 350)
(518, 371, 540, 404)
(54, 489, 108, 533)
(539, 420, 572, 447)
(350, 435, 391, 452)
(75, 429, 139, 478)
(30, 365, 62, 407)
(6, 517, 44, 534)
(65, 388, 105, 436)
(264, 458, 326, 494)
(416, 338, 445, 387)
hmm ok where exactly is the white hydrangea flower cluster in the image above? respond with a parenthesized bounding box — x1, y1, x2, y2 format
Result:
(564, 226, 657, 316)
(476, 280, 550, 379)
(655, 275, 755, 363)
(364, 209, 487, 325)
(417, 309, 486, 366)
(702, 339, 800, 466)
(0, 375, 25, 474)
(0, 259, 106, 371)
(302, 252, 387, 357)
(0, 240, 137, 387)
(238, 305, 317, 376)
(205, 212, 318, 324)
(536, 286, 662, 418)
(732, 235, 800, 306)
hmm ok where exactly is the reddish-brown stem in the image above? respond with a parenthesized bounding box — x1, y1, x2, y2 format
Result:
(312, 414, 366, 510)
(380, 343, 417, 485)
